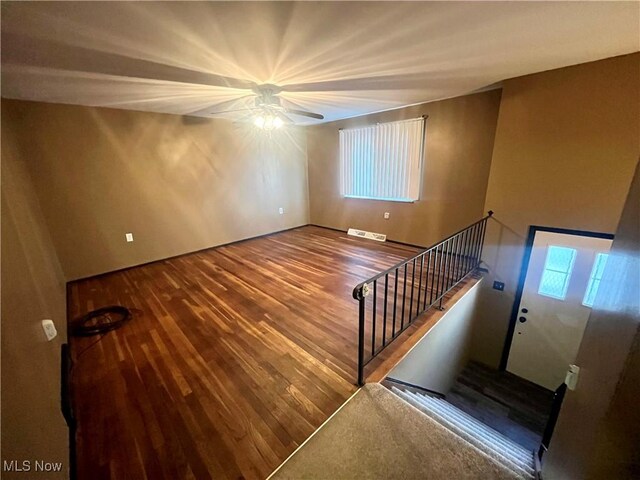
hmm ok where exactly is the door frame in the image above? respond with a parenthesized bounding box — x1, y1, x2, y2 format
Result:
(498, 225, 614, 371)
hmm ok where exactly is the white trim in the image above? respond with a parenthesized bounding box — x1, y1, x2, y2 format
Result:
(266, 387, 363, 479)
(343, 195, 415, 203)
(339, 116, 425, 132)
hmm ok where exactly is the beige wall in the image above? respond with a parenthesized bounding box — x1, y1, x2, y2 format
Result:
(544, 159, 640, 479)
(388, 279, 482, 394)
(1, 112, 69, 477)
(471, 53, 640, 366)
(2, 100, 309, 280)
(306, 89, 501, 246)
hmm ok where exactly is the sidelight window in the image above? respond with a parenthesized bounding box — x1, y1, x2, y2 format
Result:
(582, 253, 609, 307)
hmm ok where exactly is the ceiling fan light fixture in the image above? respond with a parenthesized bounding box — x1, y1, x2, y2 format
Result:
(254, 113, 283, 131)
(254, 115, 266, 129)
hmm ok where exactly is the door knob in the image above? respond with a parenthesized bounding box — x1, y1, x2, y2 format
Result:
(519, 316, 527, 323)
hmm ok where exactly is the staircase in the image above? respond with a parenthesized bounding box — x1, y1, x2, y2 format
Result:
(391, 386, 536, 479)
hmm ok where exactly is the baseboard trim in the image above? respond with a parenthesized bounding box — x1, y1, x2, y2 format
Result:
(67, 224, 310, 284)
(308, 223, 427, 249)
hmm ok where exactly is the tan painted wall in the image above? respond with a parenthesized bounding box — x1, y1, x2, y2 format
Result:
(471, 53, 640, 366)
(388, 279, 483, 394)
(1, 112, 69, 477)
(2, 100, 309, 280)
(543, 159, 640, 479)
(306, 89, 501, 246)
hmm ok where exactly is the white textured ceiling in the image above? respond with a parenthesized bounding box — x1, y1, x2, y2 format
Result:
(1, 1, 638, 125)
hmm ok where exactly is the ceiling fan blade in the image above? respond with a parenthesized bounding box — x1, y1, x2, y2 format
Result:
(207, 107, 254, 115)
(187, 95, 256, 117)
(275, 111, 295, 124)
(283, 108, 324, 120)
(2, 33, 258, 91)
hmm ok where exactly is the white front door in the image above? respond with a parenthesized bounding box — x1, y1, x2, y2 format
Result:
(507, 231, 612, 390)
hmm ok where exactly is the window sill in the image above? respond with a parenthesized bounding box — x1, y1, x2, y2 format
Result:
(343, 195, 417, 203)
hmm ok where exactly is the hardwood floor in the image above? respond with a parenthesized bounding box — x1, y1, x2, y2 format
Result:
(67, 226, 420, 480)
(447, 361, 554, 451)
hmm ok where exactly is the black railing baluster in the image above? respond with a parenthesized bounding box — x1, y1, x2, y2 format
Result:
(449, 238, 456, 287)
(401, 264, 408, 329)
(425, 250, 432, 310)
(443, 240, 452, 300)
(371, 280, 377, 356)
(437, 244, 446, 303)
(447, 236, 455, 288)
(392, 269, 398, 337)
(417, 255, 424, 317)
(352, 212, 493, 385)
(460, 230, 469, 277)
(410, 258, 416, 319)
(445, 239, 453, 290)
(383, 273, 388, 347)
(470, 224, 477, 270)
(357, 296, 365, 386)
(429, 248, 437, 306)
(460, 231, 467, 278)
(467, 223, 477, 271)
(469, 225, 478, 270)
(453, 233, 462, 283)
(474, 221, 483, 267)
(440, 241, 449, 296)
(472, 222, 481, 267)
(464, 227, 471, 274)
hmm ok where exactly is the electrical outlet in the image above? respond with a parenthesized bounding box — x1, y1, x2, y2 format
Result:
(278, 207, 284, 215)
(41, 319, 57, 341)
(383, 212, 390, 219)
(493, 281, 505, 291)
(125, 233, 134, 242)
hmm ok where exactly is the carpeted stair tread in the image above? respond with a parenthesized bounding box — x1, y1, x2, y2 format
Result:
(269, 384, 525, 479)
(391, 388, 534, 479)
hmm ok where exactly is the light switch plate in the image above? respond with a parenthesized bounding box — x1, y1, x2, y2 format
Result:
(41, 319, 57, 341)
(383, 212, 390, 219)
(125, 233, 134, 242)
(278, 207, 284, 215)
(565, 364, 580, 390)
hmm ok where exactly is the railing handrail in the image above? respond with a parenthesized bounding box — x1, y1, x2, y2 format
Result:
(353, 211, 493, 299)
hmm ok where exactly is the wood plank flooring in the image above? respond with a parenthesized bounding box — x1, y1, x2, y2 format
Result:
(67, 226, 421, 480)
(447, 361, 554, 451)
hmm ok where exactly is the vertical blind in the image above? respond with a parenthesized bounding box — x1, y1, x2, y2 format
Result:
(340, 117, 426, 202)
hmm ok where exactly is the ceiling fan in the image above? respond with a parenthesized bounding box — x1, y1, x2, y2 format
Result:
(207, 84, 324, 130)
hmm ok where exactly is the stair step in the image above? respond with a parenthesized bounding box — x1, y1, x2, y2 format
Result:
(405, 391, 533, 474)
(392, 387, 534, 480)
(427, 396, 533, 461)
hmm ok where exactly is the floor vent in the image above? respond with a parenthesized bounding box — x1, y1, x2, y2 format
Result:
(347, 228, 387, 242)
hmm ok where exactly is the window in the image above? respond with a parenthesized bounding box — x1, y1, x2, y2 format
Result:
(582, 253, 609, 307)
(339, 117, 425, 202)
(538, 246, 577, 300)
